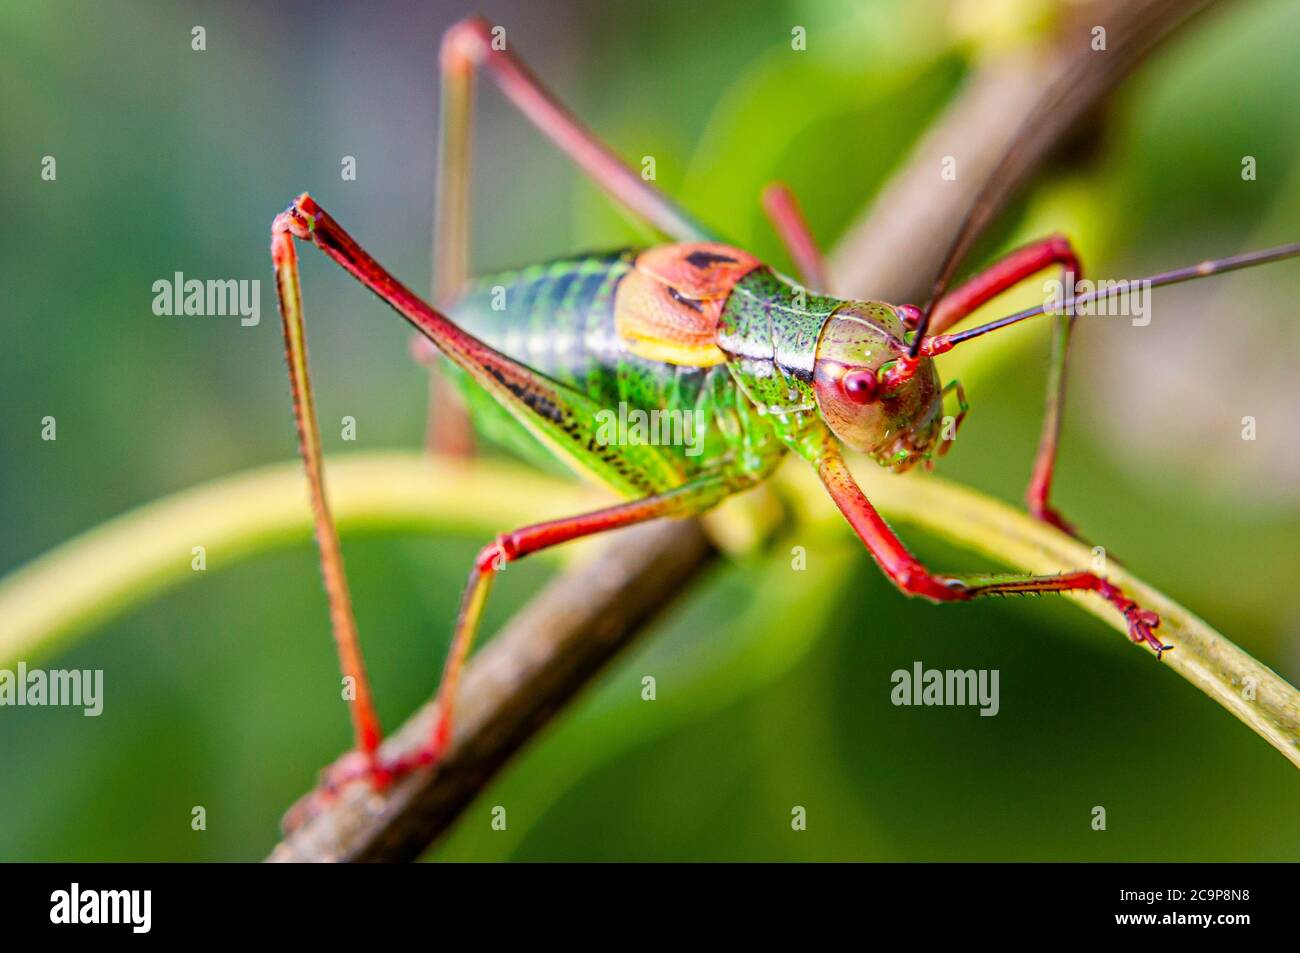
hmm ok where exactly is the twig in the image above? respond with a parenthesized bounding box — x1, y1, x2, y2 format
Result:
(269, 0, 1222, 861)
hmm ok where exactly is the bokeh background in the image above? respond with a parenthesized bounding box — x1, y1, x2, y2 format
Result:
(2, 0, 1298, 861)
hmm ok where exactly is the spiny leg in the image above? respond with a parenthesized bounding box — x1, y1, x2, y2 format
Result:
(285, 479, 733, 829)
(438, 15, 716, 243)
(761, 182, 828, 291)
(429, 15, 718, 298)
(382, 474, 731, 778)
(923, 234, 1086, 536)
(289, 477, 730, 818)
(815, 447, 1168, 656)
(272, 225, 383, 780)
(272, 193, 547, 797)
(420, 14, 479, 457)
(272, 193, 725, 806)
(420, 15, 720, 456)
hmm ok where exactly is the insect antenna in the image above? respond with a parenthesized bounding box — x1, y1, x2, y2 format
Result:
(934, 241, 1300, 349)
(909, 0, 1216, 357)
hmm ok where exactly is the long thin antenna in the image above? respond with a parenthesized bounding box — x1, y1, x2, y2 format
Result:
(908, 0, 1218, 358)
(935, 241, 1300, 348)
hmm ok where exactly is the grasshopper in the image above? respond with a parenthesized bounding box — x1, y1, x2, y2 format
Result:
(271, 16, 1300, 808)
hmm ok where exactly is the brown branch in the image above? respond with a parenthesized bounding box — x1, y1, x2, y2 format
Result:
(268, 0, 1219, 863)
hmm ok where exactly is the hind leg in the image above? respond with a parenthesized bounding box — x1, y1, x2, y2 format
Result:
(422, 15, 718, 453)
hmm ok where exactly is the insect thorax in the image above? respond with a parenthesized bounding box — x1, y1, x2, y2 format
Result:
(716, 267, 839, 452)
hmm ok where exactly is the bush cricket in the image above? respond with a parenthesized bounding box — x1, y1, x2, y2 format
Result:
(270, 15, 1300, 814)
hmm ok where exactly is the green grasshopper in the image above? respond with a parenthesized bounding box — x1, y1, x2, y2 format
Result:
(271, 16, 1300, 806)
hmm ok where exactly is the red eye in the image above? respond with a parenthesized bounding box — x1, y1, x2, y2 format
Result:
(841, 369, 878, 404)
(896, 304, 923, 329)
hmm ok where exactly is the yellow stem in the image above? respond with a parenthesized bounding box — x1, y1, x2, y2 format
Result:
(0, 452, 601, 667)
(1, 450, 1296, 768)
(780, 459, 1300, 768)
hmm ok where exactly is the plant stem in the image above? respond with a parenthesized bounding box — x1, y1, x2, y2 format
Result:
(4, 449, 1295, 780)
(785, 460, 1300, 769)
(0, 452, 601, 668)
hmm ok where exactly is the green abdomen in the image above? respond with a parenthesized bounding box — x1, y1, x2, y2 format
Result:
(447, 252, 747, 484)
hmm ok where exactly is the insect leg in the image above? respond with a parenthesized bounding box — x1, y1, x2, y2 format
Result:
(924, 235, 1086, 535)
(761, 182, 828, 291)
(379, 473, 732, 779)
(438, 15, 716, 243)
(272, 214, 383, 780)
(415, 14, 482, 457)
(925, 234, 1081, 338)
(418, 14, 723, 454)
(815, 447, 1169, 656)
(272, 193, 564, 791)
(279, 193, 685, 490)
(272, 193, 731, 814)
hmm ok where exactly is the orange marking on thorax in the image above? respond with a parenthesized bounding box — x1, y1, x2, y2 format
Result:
(614, 242, 761, 367)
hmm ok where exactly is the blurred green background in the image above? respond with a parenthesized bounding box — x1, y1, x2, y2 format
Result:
(1, 0, 1297, 861)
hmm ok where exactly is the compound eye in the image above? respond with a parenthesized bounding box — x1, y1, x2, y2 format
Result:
(896, 304, 923, 329)
(841, 369, 878, 404)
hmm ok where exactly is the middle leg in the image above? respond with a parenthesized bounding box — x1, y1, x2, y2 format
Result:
(301, 473, 732, 808)
(389, 473, 731, 776)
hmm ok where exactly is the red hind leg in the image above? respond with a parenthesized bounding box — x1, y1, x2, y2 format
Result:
(421, 15, 720, 456)
(282, 474, 731, 829)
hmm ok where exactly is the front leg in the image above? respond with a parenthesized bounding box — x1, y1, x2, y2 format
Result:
(925, 235, 1086, 536)
(815, 448, 1168, 657)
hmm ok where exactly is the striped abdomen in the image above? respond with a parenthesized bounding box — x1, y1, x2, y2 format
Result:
(448, 251, 749, 483)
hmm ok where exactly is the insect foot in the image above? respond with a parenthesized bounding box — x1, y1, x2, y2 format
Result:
(1096, 579, 1170, 659)
(271, 192, 319, 242)
(281, 748, 394, 834)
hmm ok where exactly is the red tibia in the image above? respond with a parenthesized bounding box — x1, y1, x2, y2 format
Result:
(903, 234, 1085, 534)
(379, 477, 727, 779)
(816, 450, 1169, 657)
(271, 218, 383, 768)
(475, 494, 687, 572)
(890, 234, 1082, 379)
